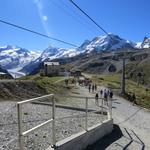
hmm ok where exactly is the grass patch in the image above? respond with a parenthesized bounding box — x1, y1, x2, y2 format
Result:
(91, 74, 150, 109)
(19, 74, 66, 83)
(92, 74, 121, 89)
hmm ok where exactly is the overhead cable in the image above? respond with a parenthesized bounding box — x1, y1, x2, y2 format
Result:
(69, 0, 109, 35)
(0, 19, 78, 47)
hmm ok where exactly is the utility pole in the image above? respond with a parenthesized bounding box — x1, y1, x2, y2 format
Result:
(114, 50, 130, 95)
(121, 58, 126, 95)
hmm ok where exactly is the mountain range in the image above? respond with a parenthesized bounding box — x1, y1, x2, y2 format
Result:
(0, 34, 150, 77)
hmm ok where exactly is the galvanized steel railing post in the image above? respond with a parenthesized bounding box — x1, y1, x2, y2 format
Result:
(101, 98, 104, 115)
(17, 94, 54, 150)
(110, 98, 112, 119)
(107, 97, 112, 120)
(85, 97, 88, 131)
(17, 104, 24, 150)
(52, 96, 56, 147)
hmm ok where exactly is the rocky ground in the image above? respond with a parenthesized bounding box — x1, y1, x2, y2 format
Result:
(0, 85, 107, 150)
(0, 80, 46, 101)
(1, 82, 150, 150)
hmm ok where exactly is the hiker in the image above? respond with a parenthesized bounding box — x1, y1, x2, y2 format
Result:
(109, 90, 113, 99)
(100, 89, 103, 98)
(104, 90, 108, 106)
(92, 84, 95, 92)
(71, 79, 74, 84)
(95, 84, 97, 91)
(95, 93, 99, 106)
(88, 84, 91, 93)
(65, 79, 68, 86)
(107, 89, 110, 96)
(108, 90, 113, 110)
(132, 93, 136, 105)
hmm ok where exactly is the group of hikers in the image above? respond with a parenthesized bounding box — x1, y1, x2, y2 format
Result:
(88, 84, 97, 93)
(65, 76, 136, 106)
(65, 77, 92, 87)
(95, 89, 113, 106)
(87, 82, 113, 106)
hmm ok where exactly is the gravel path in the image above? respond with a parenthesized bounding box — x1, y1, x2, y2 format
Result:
(0, 85, 107, 150)
(112, 94, 150, 150)
(86, 86, 150, 150)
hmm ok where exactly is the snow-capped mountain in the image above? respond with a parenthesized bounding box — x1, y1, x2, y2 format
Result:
(40, 46, 80, 61)
(0, 45, 41, 77)
(141, 37, 150, 48)
(21, 34, 136, 74)
(37, 33, 135, 63)
(79, 33, 135, 52)
(21, 46, 80, 74)
(1, 34, 149, 77)
(135, 42, 142, 48)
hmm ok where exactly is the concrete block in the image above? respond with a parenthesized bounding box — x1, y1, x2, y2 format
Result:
(46, 119, 113, 150)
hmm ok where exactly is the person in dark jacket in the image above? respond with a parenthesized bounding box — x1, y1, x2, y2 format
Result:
(88, 84, 91, 93)
(95, 84, 97, 91)
(100, 89, 103, 98)
(109, 91, 113, 99)
(95, 93, 99, 106)
(92, 84, 94, 93)
(104, 90, 108, 106)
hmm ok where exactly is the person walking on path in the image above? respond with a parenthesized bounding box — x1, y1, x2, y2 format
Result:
(109, 90, 113, 99)
(65, 79, 68, 86)
(95, 93, 99, 106)
(88, 84, 91, 93)
(109, 90, 113, 117)
(104, 89, 108, 106)
(95, 84, 97, 91)
(92, 84, 95, 93)
(107, 89, 110, 96)
(100, 89, 103, 98)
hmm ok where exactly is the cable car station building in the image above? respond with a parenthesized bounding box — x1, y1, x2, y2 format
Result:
(44, 62, 60, 77)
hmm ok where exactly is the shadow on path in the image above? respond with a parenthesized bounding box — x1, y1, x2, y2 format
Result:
(118, 108, 142, 125)
(122, 128, 133, 150)
(131, 130, 145, 150)
(114, 101, 121, 104)
(85, 124, 123, 150)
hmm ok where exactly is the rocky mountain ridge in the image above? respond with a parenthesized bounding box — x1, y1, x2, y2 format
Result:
(0, 34, 150, 76)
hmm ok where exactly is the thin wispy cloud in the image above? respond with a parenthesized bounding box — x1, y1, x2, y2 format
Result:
(43, 15, 48, 21)
(34, 0, 51, 36)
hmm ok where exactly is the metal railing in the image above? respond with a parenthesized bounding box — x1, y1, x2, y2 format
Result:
(17, 94, 55, 150)
(17, 94, 112, 150)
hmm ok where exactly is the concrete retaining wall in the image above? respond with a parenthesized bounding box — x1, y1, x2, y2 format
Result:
(47, 119, 113, 150)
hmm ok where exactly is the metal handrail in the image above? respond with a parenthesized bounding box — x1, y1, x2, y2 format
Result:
(17, 94, 54, 150)
(22, 119, 53, 136)
(17, 94, 53, 105)
(17, 94, 112, 150)
(55, 95, 112, 100)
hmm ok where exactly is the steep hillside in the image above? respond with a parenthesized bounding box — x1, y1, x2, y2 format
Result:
(126, 57, 150, 86)
(0, 66, 13, 79)
(30, 48, 150, 88)
(1, 34, 150, 76)
(21, 34, 136, 74)
(0, 76, 71, 101)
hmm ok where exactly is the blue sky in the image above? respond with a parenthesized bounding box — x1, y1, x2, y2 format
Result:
(0, 0, 149, 51)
